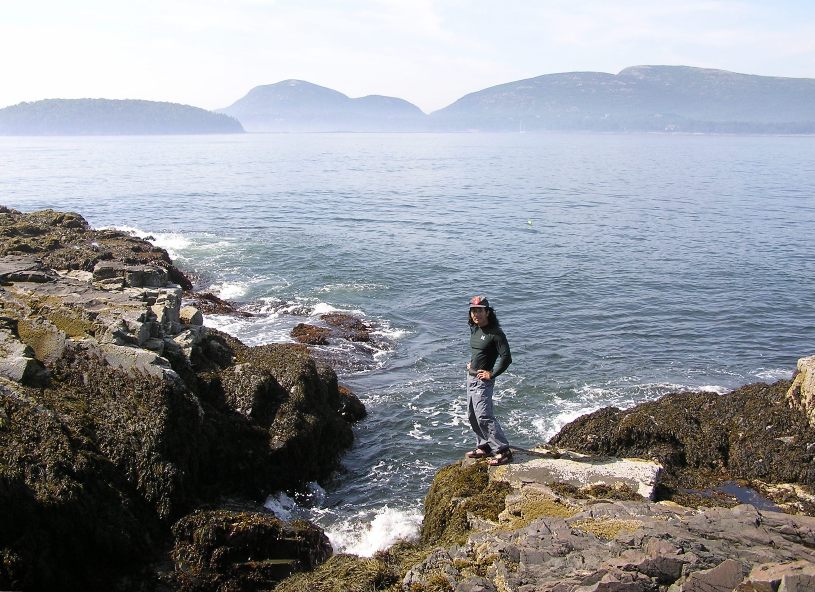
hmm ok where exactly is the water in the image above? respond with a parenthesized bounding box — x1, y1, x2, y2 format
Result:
(2, 132, 814, 553)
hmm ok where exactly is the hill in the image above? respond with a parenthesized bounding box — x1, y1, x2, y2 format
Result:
(218, 79, 428, 132)
(0, 98, 244, 135)
(430, 65, 815, 133)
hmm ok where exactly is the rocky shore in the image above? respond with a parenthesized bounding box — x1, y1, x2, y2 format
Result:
(0, 207, 364, 590)
(2, 207, 814, 592)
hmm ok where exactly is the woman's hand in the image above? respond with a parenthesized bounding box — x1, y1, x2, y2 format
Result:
(476, 369, 492, 380)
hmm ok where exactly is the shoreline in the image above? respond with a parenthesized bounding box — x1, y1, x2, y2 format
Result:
(2, 206, 814, 591)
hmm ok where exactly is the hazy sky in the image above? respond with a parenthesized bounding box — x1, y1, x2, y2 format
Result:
(2, 0, 814, 113)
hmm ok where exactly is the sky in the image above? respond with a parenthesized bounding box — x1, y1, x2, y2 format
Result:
(2, 0, 814, 114)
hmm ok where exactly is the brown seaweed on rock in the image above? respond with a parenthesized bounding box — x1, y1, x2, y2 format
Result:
(550, 380, 815, 510)
(0, 207, 366, 591)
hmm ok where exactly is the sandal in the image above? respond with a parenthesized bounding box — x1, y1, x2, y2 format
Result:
(465, 448, 491, 459)
(487, 450, 512, 466)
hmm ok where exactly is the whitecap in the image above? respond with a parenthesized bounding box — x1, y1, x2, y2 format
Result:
(697, 384, 729, 395)
(325, 506, 421, 557)
(208, 281, 249, 300)
(102, 224, 192, 260)
(754, 368, 793, 381)
(263, 491, 297, 521)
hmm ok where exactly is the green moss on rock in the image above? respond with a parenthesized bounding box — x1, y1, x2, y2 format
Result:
(421, 461, 511, 545)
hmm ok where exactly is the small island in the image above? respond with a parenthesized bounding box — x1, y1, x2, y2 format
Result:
(0, 98, 244, 135)
(1, 207, 813, 591)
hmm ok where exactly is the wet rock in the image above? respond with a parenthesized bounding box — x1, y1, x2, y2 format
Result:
(291, 322, 330, 345)
(186, 291, 252, 316)
(0, 208, 364, 591)
(550, 380, 815, 512)
(338, 384, 367, 421)
(171, 508, 331, 591)
(320, 312, 371, 342)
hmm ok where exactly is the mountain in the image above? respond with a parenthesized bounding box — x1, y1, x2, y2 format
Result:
(0, 99, 244, 135)
(218, 80, 428, 132)
(430, 65, 815, 133)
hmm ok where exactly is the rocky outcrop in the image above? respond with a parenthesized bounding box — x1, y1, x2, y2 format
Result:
(171, 508, 332, 591)
(551, 378, 815, 513)
(788, 355, 815, 428)
(0, 208, 364, 591)
(290, 313, 372, 345)
(273, 372, 815, 592)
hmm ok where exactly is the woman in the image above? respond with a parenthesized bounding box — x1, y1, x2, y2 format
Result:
(465, 295, 513, 466)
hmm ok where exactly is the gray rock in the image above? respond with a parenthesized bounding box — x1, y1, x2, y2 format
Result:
(679, 558, 744, 591)
(493, 447, 663, 500)
(0, 318, 48, 385)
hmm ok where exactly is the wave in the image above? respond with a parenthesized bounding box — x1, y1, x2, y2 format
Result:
(324, 506, 422, 557)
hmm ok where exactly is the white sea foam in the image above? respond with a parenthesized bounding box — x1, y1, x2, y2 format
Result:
(325, 506, 422, 557)
(698, 385, 728, 395)
(104, 225, 192, 260)
(318, 282, 386, 293)
(263, 492, 298, 521)
(208, 281, 249, 300)
(755, 368, 793, 381)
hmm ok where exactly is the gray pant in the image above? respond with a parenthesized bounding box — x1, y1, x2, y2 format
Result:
(467, 374, 510, 453)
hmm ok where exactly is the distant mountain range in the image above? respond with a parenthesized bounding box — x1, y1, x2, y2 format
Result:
(218, 80, 426, 132)
(432, 66, 815, 133)
(0, 99, 243, 135)
(3, 66, 815, 135)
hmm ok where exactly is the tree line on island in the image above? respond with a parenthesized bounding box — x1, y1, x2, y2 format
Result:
(2, 65, 815, 135)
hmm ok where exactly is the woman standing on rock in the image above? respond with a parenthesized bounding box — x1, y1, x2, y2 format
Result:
(465, 295, 513, 466)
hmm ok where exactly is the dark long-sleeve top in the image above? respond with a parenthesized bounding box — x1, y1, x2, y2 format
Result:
(469, 323, 512, 378)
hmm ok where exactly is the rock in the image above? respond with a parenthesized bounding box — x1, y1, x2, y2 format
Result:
(492, 447, 662, 500)
(171, 508, 331, 591)
(291, 322, 331, 345)
(0, 318, 48, 385)
(740, 561, 815, 592)
(179, 305, 203, 326)
(186, 291, 252, 316)
(320, 312, 371, 342)
(788, 355, 815, 427)
(550, 381, 815, 512)
(338, 384, 367, 421)
(680, 559, 745, 592)
(0, 255, 57, 283)
(0, 209, 363, 591)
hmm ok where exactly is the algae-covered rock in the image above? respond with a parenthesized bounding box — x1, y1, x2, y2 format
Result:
(0, 377, 157, 591)
(420, 461, 511, 545)
(0, 207, 365, 591)
(171, 509, 331, 591)
(550, 380, 815, 508)
(0, 207, 191, 289)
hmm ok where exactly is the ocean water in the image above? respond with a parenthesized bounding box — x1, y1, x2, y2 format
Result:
(2, 132, 814, 554)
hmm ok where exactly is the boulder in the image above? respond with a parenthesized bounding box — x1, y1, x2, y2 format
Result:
(179, 305, 203, 326)
(550, 380, 815, 512)
(0, 209, 365, 591)
(291, 322, 330, 345)
(788, 355, 815, 427)
(492, 447, 662, 500)
(320, 312, 371, 342)
(171, 509, 331, 591)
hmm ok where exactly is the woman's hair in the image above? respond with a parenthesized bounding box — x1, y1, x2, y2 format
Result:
(468, 307, 500, 328)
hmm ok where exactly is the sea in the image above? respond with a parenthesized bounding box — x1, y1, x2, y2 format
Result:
(2, 132, 814, 555)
